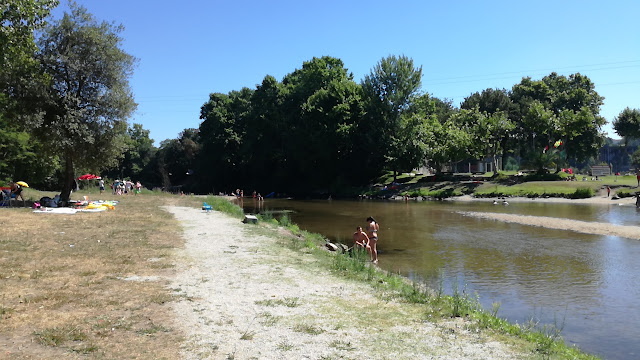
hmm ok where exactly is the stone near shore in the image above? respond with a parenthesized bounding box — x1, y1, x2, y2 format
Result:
(243, 215, 258, 224)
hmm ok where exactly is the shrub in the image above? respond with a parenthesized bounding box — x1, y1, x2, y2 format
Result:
(568, 187, 593, 199)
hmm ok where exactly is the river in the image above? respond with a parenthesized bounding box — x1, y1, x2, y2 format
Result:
(242, 198, 640, 360)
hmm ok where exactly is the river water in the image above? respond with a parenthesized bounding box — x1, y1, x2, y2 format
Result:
(243, 198, 640, 359)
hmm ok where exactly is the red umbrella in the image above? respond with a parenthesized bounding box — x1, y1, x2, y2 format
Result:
(77, 174, 100, 180)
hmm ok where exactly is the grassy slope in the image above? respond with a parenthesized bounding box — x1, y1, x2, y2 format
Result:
(366, 172, 639, 199)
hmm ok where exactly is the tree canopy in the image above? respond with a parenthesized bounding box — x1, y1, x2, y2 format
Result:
(35, 3, 137, 201)
(0, 7, 629, 196)
(613, 107, 640, 144)
(0, 0, 58, 184)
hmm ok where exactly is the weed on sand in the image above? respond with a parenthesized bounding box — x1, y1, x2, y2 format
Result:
(0, 193, 199, 359)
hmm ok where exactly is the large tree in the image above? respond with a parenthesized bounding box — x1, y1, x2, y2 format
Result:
(35, 3, 136, 201)
(510, 72, 606, 168)
(0, 0, 59, 183)
(198, 88, 253, 190)
(362, 55, 423, 180)
(281, 56, 365, 191)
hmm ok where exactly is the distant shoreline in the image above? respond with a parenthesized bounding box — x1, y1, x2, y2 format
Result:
(453, 194, 637, 206)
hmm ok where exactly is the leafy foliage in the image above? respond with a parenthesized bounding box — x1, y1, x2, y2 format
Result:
(35, 3, 137, 200)
(613, 107, 640, 143)
(361, 55, 423, 180)
(0, 0, 59, 184)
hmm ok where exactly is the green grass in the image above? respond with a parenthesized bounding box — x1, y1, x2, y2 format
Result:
(474, 181, 601, 198)
(360, 171, 640, 200)
(203, 195, 245, 218)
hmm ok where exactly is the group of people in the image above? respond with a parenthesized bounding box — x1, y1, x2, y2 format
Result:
(352, 216, 380, 264)
(110, 179, 142, 195)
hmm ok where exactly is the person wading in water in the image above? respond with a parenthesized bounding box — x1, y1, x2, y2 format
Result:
(366, 216, 380, 264)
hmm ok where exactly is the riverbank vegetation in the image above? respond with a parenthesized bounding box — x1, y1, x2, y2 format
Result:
(227, 196, 600, 359)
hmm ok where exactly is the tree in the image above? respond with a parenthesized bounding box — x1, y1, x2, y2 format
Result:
(461, 88, 514, 116)
(510, 72, 606, 168)
(35, 3, 136, 201)
(198, 89, 253, 190)
(281, 56, 365, 191)
(0, 0, 59, 183)
(613, 107, 640, 145)
(154, 129, 199, 191)
(631, 147, 640, 171)
(362, 55, 422, 180)
(104, 123, 156, 182)
(465, 109, 515, 175)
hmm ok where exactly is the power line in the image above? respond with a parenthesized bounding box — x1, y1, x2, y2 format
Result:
(423, 59, 640, 82)
(423, 61, 640, 86)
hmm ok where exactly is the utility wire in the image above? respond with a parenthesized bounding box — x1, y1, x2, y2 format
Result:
(423, 59, 640, 82)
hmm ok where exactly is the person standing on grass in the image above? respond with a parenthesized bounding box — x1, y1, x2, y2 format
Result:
(99, 179, 105, 194)
(135, 181, 142, 195)
(607, 185, 611, 197)
(366, 216, 380, 264)
(353, 226, 372, 260)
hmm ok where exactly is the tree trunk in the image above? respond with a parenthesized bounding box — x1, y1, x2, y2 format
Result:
(60, 152, 75, 203)
(491, 153, 499, 178)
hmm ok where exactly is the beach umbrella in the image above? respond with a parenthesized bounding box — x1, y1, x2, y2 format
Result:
(16, 181, 29, 188)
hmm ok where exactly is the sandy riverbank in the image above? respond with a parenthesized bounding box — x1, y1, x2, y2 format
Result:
(166, 206, 530, 359)
(452, 194, 640, 240)
(454, 194, 637, 206)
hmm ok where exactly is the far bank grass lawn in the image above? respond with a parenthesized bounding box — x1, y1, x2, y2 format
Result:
(473, 174, 638, 198)
(0, 192, 202, 359)
(396, 173, 639, 198)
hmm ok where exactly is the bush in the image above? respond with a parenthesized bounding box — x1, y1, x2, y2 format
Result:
(503, 156, 519, 171)
(616, 188, 637, 198)
(568, 187, 593, 199)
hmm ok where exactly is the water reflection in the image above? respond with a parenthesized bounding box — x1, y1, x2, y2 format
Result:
(243, 199, 640, 360)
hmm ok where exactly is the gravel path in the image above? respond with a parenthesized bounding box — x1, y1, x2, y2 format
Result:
(165, 206, 529, 360)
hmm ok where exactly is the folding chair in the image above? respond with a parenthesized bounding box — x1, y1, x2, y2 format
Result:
(0, 189, 12, 207)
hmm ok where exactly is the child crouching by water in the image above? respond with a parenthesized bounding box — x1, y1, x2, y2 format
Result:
(353, 226, 373, 261)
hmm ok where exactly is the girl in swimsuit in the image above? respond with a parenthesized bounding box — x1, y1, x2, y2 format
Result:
(366, 216, 379, 264)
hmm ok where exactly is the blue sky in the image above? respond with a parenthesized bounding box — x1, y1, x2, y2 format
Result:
(52, 0, 639, 144)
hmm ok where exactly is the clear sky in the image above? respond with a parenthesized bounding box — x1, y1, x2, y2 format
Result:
(52, 0, 639, 144)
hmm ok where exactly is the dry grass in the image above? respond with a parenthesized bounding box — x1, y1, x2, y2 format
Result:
(0, 192, 202, 359)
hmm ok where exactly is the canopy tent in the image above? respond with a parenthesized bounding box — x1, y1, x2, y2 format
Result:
(77, 174, 101, 181)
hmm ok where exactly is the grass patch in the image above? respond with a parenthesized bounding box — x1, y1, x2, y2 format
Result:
(475, 181, 603, 198)
(0, 192, 194, 358)
(34, 325, 88, 347)
(293, 323, 325, 335)
(255, 297, 300, 308)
